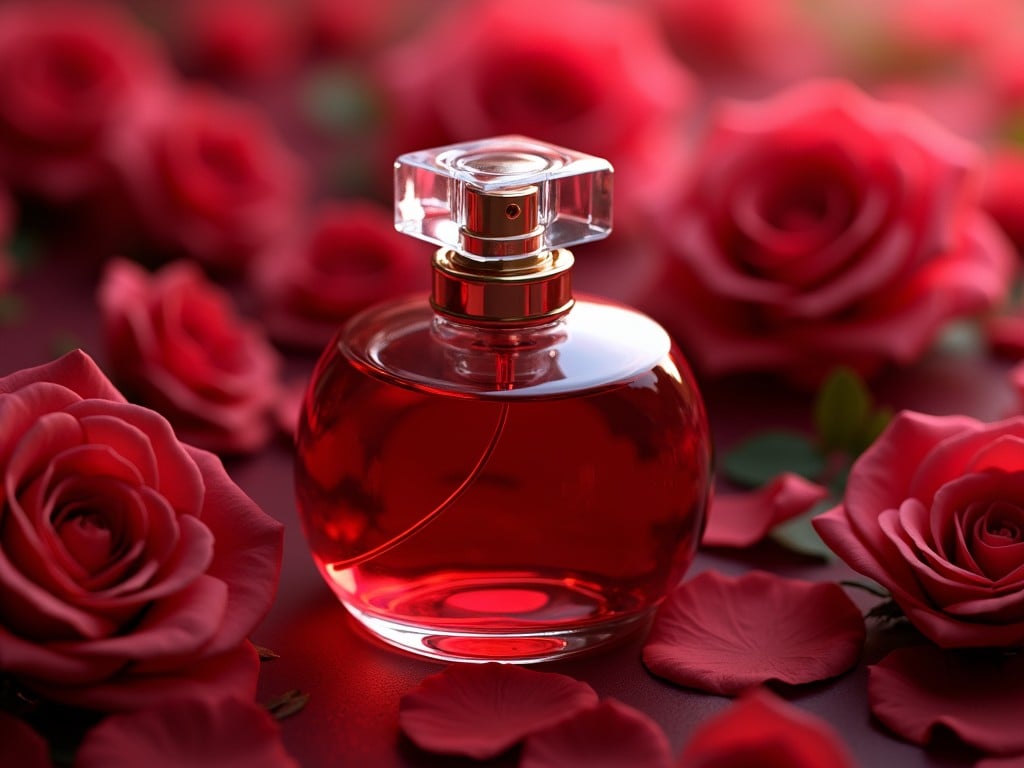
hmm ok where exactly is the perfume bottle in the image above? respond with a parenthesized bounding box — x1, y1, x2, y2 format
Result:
(295, 136, 712, 663)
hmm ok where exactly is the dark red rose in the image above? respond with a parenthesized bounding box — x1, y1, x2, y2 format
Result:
(110, 87, 304, 274)
(0, 2, 170, 203)
(252, 201, 426, 350)
(178, 0, 301, 82)
(98, 258, 283, 454)
(651, 80, 1013, 384)
(0, 351, 283, 710)
(373, 0, 695, 218)
(816, 411, 1024, 649)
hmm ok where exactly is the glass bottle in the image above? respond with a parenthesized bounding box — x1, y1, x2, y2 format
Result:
(295, 136, 712, 663)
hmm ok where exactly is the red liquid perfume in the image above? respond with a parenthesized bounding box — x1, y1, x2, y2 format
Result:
(295, 136, 712, 662)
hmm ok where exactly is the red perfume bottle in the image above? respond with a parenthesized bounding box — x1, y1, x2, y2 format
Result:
(295, 136, 712, 662)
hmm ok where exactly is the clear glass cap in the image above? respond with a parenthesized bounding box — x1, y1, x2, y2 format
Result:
(395, 135, 613, 258)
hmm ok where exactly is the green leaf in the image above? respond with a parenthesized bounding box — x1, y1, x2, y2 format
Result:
(857, 405, 893, 454)
(815, 367, 872, 454)
(301, 68, 380, 133)
(9, 230, 39, 270)
(721, 430, 825, 488)
(769, 499, 836, 560)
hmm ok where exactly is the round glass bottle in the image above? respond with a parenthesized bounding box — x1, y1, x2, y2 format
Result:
(295, 137, 712, 662)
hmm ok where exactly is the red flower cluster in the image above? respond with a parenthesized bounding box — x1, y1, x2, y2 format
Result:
(653, 80, 1013, 385)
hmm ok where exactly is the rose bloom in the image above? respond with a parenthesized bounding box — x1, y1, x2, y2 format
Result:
(651, 80, 1013, 384)
(110, 87, 304, 274)
(815, 410, 1024, 649)
(0, 2, 169, 203)
(0, 350, 283, 709)
(177, 0, 301, 82)
(252, 201, 425, 350)
(982, 148, 1024, 255)
(99, 258, 283, 455)
(373, 0, 695, 217)
(647, 0, 829, 86)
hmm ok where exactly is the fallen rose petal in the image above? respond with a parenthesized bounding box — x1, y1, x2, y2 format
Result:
(0, 711, 50, 768)
(643, 571, 865, 695)
(679, 688, 856, 768)
(869, 645, 1024, 755)
(399, 663, 598, 759)
(521, 699, 671, 768)
(703, 473, 829, 548)
(74, 693, 298, 768)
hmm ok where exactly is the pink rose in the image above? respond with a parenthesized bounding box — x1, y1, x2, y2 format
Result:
(374, 0, 695, 216)
(815, 410, 1024, 648)
(0, 2, 169, 202)
(98, 258, 283, 455)
(252, 201, 425, 350)
(111, 87, 304, 274)
(0, 350, 283, 709)
(652, 80, 1013, 384)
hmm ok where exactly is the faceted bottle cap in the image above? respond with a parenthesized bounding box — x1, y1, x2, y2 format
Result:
(395, 135, 613, 259)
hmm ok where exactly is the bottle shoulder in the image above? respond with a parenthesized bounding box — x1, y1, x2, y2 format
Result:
(326, 294, 692, 400)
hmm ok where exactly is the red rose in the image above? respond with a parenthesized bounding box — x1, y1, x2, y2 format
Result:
(650, 0, 829, 84)
(374, 0, 695, 217)
(0, 2, 169, 202)
(0, 350, 283, 709)
(252, 201, 426, 350)
(111, 87, 304, 274)
(179, 0, 301, 82)
(982, 148, 1024, 254)
(652, 80, 1012, 384)
(98, 258, 283, 455)
(815, 410, 1024, 649)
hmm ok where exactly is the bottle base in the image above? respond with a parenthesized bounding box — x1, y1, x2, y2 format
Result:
(337, 571, 654, 663)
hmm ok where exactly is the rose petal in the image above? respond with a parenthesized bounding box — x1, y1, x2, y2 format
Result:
(679, 688, 857, 767)
(28, 639, 260, 712)
(521, 699, 671, 768)
(642, 570, 865, 695)
(0, 711, 50, 768)
(0, 350, 126, 403)
(869, 645, 1024, 755)
(702, 472, 828, 548)
(74, 693, 298, 768)
(185, 446, 283, 656)
(399, 663, 599, 759)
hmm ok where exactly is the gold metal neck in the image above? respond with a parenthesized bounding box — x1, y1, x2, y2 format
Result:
(431, 248, 574, 325)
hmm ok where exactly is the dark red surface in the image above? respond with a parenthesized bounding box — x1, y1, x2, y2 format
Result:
(1, 252, 1015, 766)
